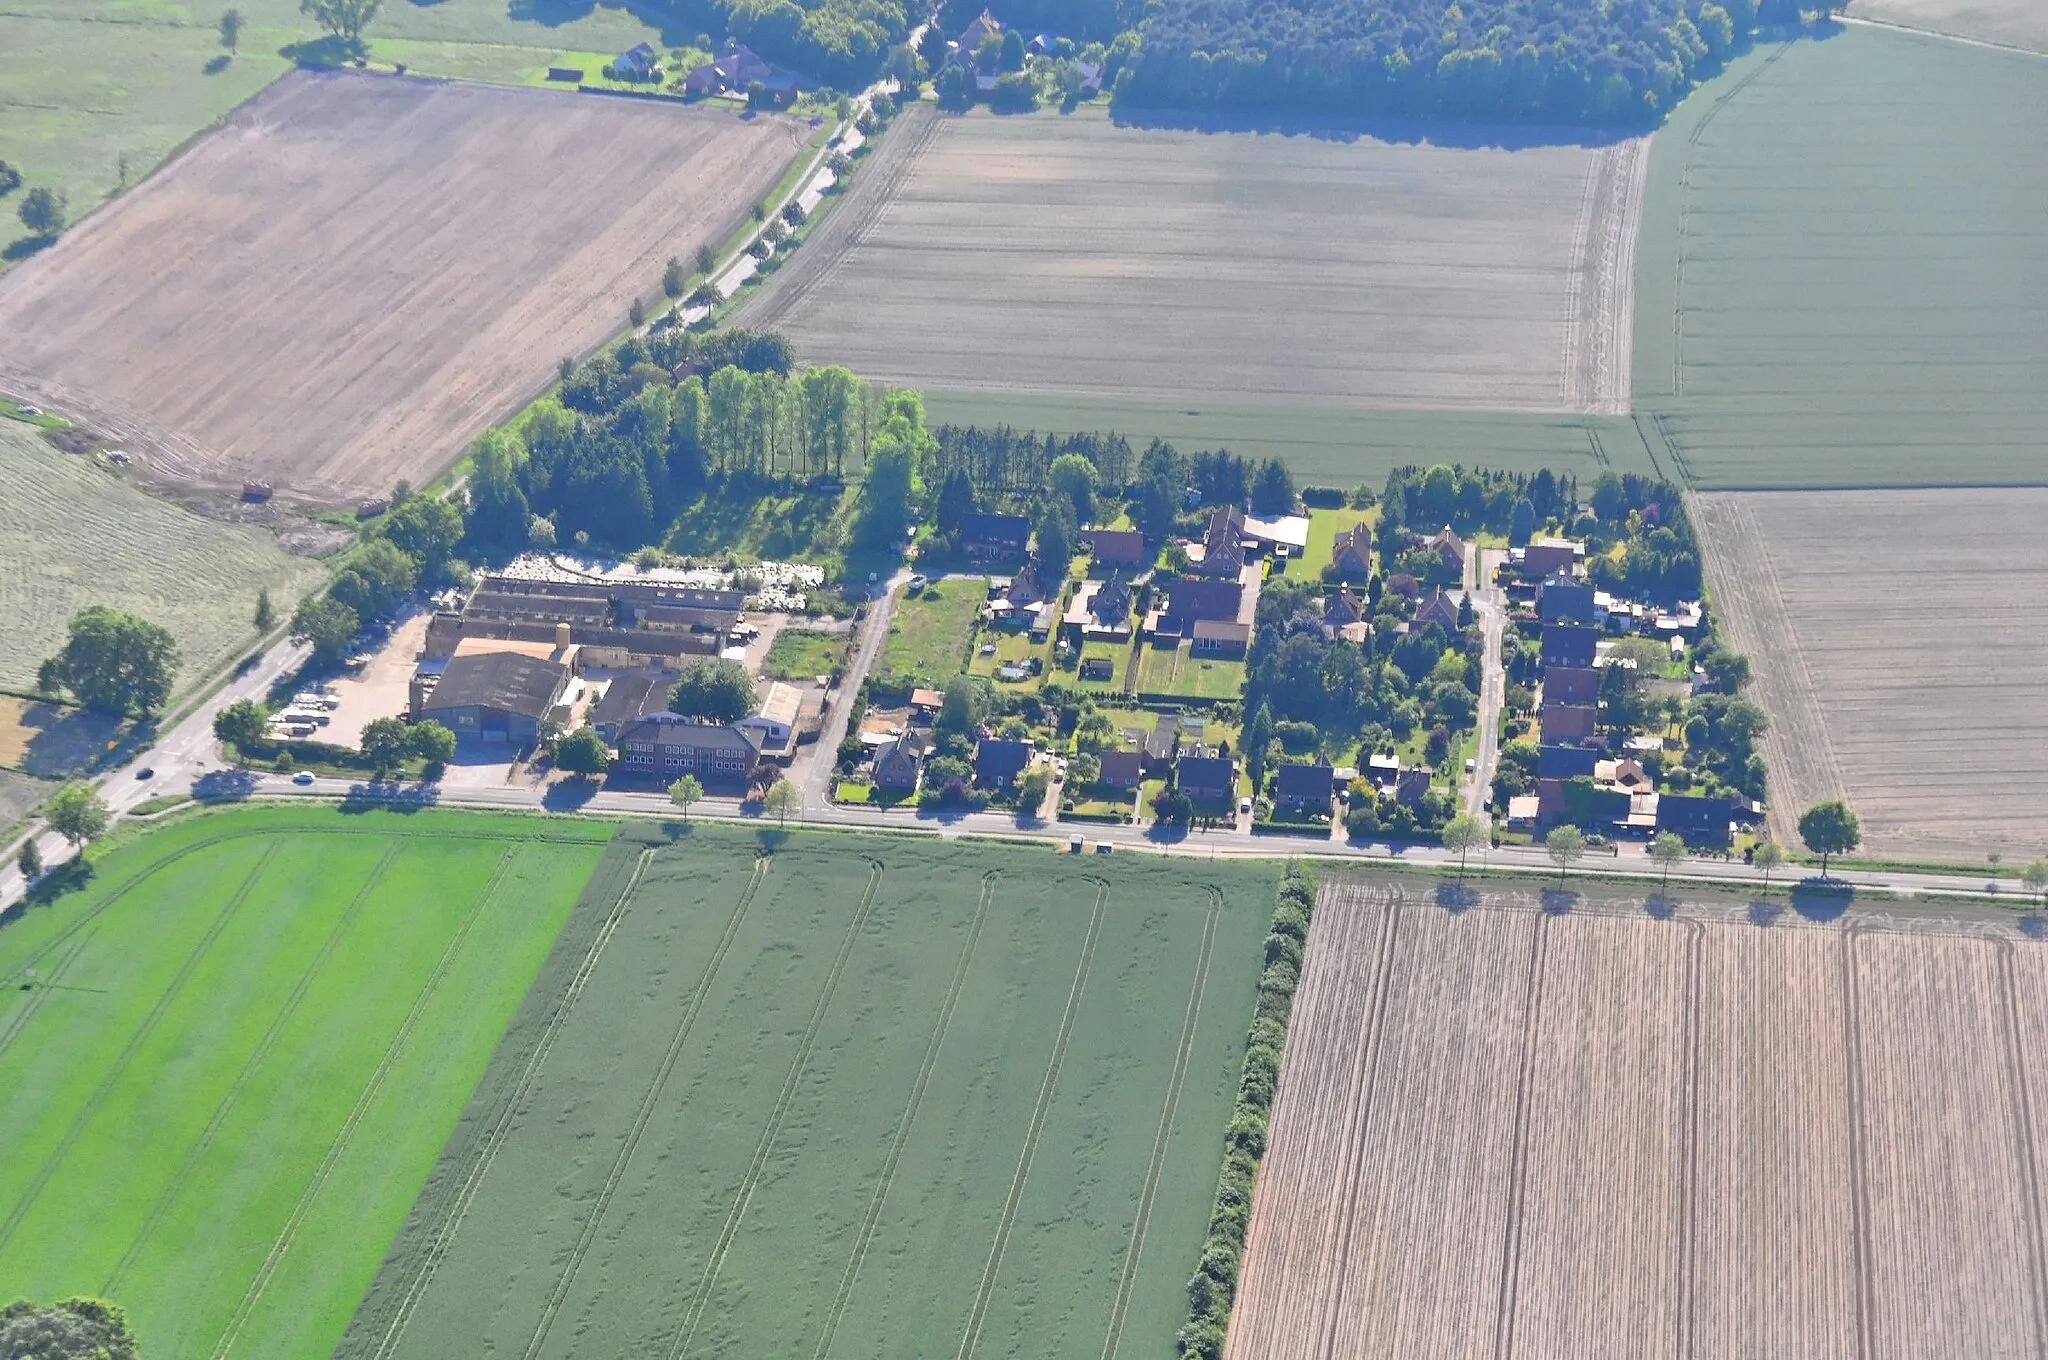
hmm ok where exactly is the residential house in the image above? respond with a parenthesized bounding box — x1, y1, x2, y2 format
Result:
(871, 732, 927, 792)
(1190, 619, 1250, 658)
(683, 41, 776, 95)
(1324, 585, 1365, 631)
(1241, 513, 1309, 558)
(1096, 749, 1142, 790)
(1543, 666, 1600, 706)
(1539, 744, 1602, 780)
(1540, 623, 1600, 669)
(589, 673, 668, 743)
(1194, 506, 1246, 578)
(1541, 703, 1598, 743)
(1079, 656, 1114, 681)
(613, 42, 660, 78)
(1365, 752, 1402, 790)
(616, 713, 764, 784)
(1086, 528, 1147, 569)
(1393, 767, 1433, 806)
(1415, 587, 1462, 633)
(1070, 59, 1102, 96)
(1417, 525, 1466, 577)
(1657, 793, 1734, 847)
(1151, 577, 1244, 639)
(956, 8, 1002, 57)
(1061, 574, 1133, 643)
(1329, 524, 1373, 580)
(974, 738, 1033, 789)
(1538, 576, 1597, 624)
(736, 681, 802, 754)
(1142, 714, 1180, 774)
(1522, 537, 1586, 578)
(1176, 755, 1235, 802)
(415, 649, 572, 747)
(1274, 763, 1335, 813)
(1505, 793, 1541, 828)
(961, 511, 1030, 561)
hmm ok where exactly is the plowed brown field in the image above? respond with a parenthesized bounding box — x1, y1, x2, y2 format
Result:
(1228, 877, 2048, 1360)
(0, 71, 804, 503)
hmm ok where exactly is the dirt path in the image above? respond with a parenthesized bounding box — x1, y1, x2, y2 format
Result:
(1559, 136, 1649, 415)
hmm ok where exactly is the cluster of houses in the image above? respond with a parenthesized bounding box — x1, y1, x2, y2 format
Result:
(1504, 540, 1735, 847)
(404, 572, 805, 788)
(938, 9, 1102, 98)
(596, 40, 800, 105)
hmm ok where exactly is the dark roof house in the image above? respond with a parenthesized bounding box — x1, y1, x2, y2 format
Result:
(961, 511, 1030, 560)
(1657, 793, 1734, 847)
(1543, 666, 1600, 706)
(1087, 529, 1147, 568)
(1273, 763, 1335, 810)
(589, 673, 668, 741)
(1539, 744, 1602, 779)
(1195, 505, 1246, 578)
(1541, 624, 1600, 669)
(1096, 749, 1142, 789)
(974, 738, 1033, 788)
(872, 733, 927, 791)
(1164, 578, 1244, 625)
(1177, 755, 1234, 801)
(1415, 587, 1462, 633)
(1143, 714, 1180, 771)
(1190, 619, 1250, 657)
(1538, 576, 1597, 624)
(1418, 525, 1466, 576)
(1541, 703, 1598, 743)
(416, 650, 571, 746)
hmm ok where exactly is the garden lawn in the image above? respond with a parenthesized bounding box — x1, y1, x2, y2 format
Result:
(1136, 643, 1245, 701)
(1300, 506, 1375, 577)
(762, 627, 848, 682)
(341, 827, 1279, 1360)
(0, 805, 611, 1360)
(966, 626, 1050, 684)
(876, 579, 984, 691)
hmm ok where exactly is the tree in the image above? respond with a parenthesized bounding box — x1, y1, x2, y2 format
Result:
(380, 495, 463, 579)
(253, 587, 275, 632)
(1244, 701, 1273, 793)
(359, 716, 412, 773)
(214, 698, 269, 755)
(1509, 496, 1536, 546)
(0, 1296, 140, 1360)
(668, 774, 704, 820)
(41, 607, 179, 717)
(300, 0, 381, 47)
(1545, 825, 1586, 884)
(1252, 458, 1296, 515)
(45, 782, 110, 849)
(1047, 453, 1096, 525)
(1017, 768, 1051, 814)
(1068, 751, 1101, 787)
(935, 466, 977, 537)
(220, 8, 244, 53)
(290, 595, 358, 661)
(1752, 838, 1786, 893)
(856, 437, 917, 548)
(663, 257, 685, 299)
(1798, 800, 1861, 878)
(2024, 857, 2048, 907)
(329, 539, 417, 621)
(694, 241, 716, 275)
(764, 779, 801, 825)
(1033, 501, 1075, 581)
(1441, 813, 1485, 880)
(0, 161, 20, 197)
(668, 659, 756, 723)
(554, 726, 612, 777)
(19, 837, 43, 881)
(408, 719, 455, 767)
(999, 28, 1027, 70)
(1649, 830, 1686, 888)
(18, 186, 65, 238)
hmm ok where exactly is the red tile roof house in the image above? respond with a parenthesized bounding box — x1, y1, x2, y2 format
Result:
(1543, 666, 1600, 706)
(1193, 505, 1247, 578)
(1521, 537, 1586, 579)
(1096, 749, 1143, 790)
(1417, 525, 1466, 577)
(1086, 528, 1148, 569)
(1329, 524, 1373, 580)
(1414, 587, 1462, 633)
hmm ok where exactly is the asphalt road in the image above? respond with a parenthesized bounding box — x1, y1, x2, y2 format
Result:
(1462, 546, 1509, 820)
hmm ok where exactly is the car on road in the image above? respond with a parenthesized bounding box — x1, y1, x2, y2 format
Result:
(135, 767, 154, 780)
(1464, 757, 1477, 773)
(292, 771, 315, 785)
(906, 573, 928, 592)
(1239, 796, 1252, 814)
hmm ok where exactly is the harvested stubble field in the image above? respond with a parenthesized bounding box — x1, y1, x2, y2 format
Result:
(342, 826, 1275, 1360)
(0, 71, 805, 502)
(1228, 876, 2048, 1360)
(0, 806, 612, 1360)
(1631, 28, 2048, 488)
(1848, 0, 2048, 51)
(739, 106, 1646, 442)
(0, 419, 324, 695)
(1691, 488, 2048, 864)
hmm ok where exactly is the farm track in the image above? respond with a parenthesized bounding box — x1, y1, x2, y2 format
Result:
(1098, 888, 1222, 1360)
(101, 844, 402, 1296)
(363, 846, 658, 1360)
(1490, 909, 1551, 1360)
(665, 861, 885, 1360)
(209, 846, 523, 1360)
(0, 842, 280, 1255)
(954, 880, 1109, 1360)
(0, 932, 91, 1061)
(814, 872, 999, 1360)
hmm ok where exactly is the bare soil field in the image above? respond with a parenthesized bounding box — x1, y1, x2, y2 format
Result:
(1691, 489, 2048, 864)
(1228, 877, 2048, 1360)
(1849, 0, 2048, 51)
(738, 106, 1644, 418)
(0, 71, 805, 503)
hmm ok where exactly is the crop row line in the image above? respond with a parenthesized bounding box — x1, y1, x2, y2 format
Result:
(103, 843, 402, 1297)
(955, 879, 1109, 1360)
(524, 852, 775, 1360)
(209, 846, 522, 1360)
(365, 846, 658, 1360)
(1491, 906, 1553, 1360)
(1099, 887, 1222, 1360)
(0, 929, 92, 1062)
(814, 872, 1001, 1360)
(1992, 938, 2048, 1353)
(667, 861, 887, 1360)
(0, 842, 281, 1256)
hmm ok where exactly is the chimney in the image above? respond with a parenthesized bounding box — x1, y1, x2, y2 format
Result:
(556, 621, 572, 651)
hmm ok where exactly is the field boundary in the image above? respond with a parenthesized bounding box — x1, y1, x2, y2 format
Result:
(209, 846, 524, 1360)
(813, 871, 999, 1360)
(102, 842, 403, 1296)
(1994, 937, 2048, 1349)
(0, 841, 280, 1255)
(664, 860, 887, 1360)
(954, 879, 1109, 1360)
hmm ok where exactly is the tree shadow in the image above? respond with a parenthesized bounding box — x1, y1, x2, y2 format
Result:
(1748, 900, 1786, 928)
(338, 779, 439, 813)
(3, 235, 58, 262)
(193, 768, 260, 802)
(1790, 877, 1854, 921)
(2017, 913, 2047, 941)
(541, 777, 599, 812)
(1434, 882, 1479, 914)
(1540, 887, 1577, 914)
(758, 826, 793, 853)
(204, 53, 232, 74)
(280, 35, 360, 68)
(1106, 104, 1649, 151)
(1644, 893, 1680, 920)
(24, 858, 94, 909)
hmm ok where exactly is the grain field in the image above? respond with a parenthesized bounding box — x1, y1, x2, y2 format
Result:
(1226, 878, 2048, 1360)
(1691, 488, 2048, 865)
(0, 71, 805, 503)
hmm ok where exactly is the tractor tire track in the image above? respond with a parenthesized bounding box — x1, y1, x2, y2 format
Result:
(814, 872, 999, 1360)
(1674, 918, 1704, 1358)
(102, 844, 402, 1297)
(666, 862, 885, 1360)
(0, 842, 279, 1255)
(1993, 938, 2048, 1353)
(954, 880, 1109, 1360)
(522, 853, 774, 1360)
(1839, 924, 1874, 1360)
(0, 932, 92, 1061)
(366, 846, 658, 1360)
(1492, 907, 1553, 1360)
(210, 846, 521, 1360)
(1099, 887, 1221, 1360)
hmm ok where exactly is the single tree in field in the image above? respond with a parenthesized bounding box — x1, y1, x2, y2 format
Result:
(41, 606, 180, 717)
(220, 8, 244, 53)
(695, 242, 716, 274)
(18, 838, 42, 882)
(1649, 830, 1687, 889)
(1545, 825, 1585, 885)
(214, 698, 269, 756)
(253, 586, 275, 631)
(553, 727, 612, 778)
(46, 782, 111, 849)
(1752, 838, 1786, 893)
(300, 0, 381, 48)
(663, 257, 684, 299)
(1798, 800, 1860, 879)
(764, 779, 800, 826)
(1441, 813, 1485, 881)
(0, 1296, 140, 1360)
(668, 774, 704, 820)
(18, 186, 66, 238)
(2023, 857, 2048, 908)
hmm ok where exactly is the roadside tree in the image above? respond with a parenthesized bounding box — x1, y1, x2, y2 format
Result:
(1798, 800, 1861, 878)
(694, 242, 716, 274)
(46, 783, 111, 849)
(41, 607, 179, 717)
(19, 838, 42, 881)
(1649, 830, 1687, 888)
(408, 719, 455, 767)
(253, 587, 275, 632)
(1752, 838, 1786, 892)
(1545, 825, 1585, 884)
(1441, 812, 1485, 880)
(291, 595, 358, 661)
(0, 1296, 139, 1360)
(214, 699, 269, 755)
(764, 779, 801, 825)
(2022, 856, 2048, 907)
(663, 257, 685, 299)
(17, 187, 65, 238)
(554, 727, 612, 777)
(668, 774, 704, 820)
(1017, 768, 1051, 815)
(359, 716, 412, 773)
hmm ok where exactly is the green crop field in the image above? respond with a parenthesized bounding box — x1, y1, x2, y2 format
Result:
(1631, 27, 2048, 489)
(0, 420, 325, 696)
(0, 806, 611, 1360)
(342, 825, 1277, 1360)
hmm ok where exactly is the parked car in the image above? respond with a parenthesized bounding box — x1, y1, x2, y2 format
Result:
(135, 767, 155, 780)
(292, 771, 315, 785)
(1239, 796, 1252, 814)
(906, 573, 928, 591)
